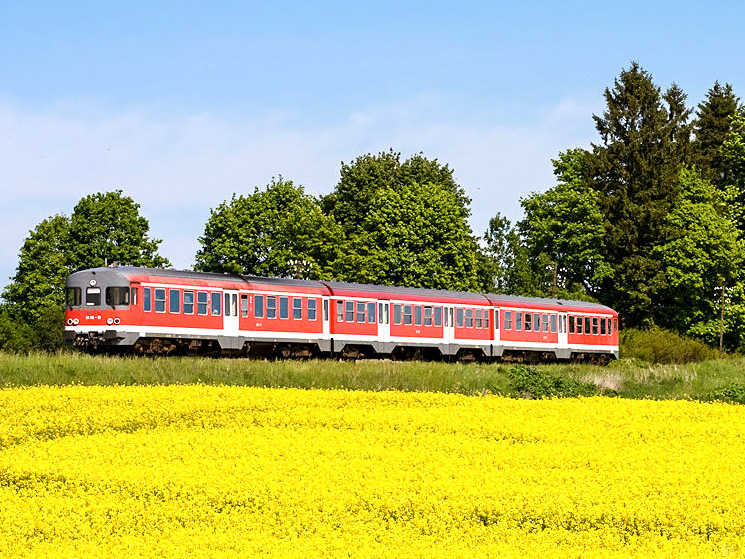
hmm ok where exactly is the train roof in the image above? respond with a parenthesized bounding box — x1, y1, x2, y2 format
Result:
(66, 266, 616, 314)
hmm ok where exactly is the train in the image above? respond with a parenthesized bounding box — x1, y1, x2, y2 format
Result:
(63, 265, 619, 362)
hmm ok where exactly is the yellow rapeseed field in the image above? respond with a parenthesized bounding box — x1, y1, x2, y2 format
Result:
(1, 385, 744, 558)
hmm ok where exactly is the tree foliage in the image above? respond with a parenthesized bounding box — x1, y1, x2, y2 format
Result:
(585, 63, 691, 325)
(67, 190, 169, 271)
(652, 169, 745, 345)
(519, 149, 612, 299)
(324, 151, 483, 291)
(196, 178, 344, 279)
(2, 215, 70, 323)
(332, 180, 481, 290)
(691, 82, 741, 185)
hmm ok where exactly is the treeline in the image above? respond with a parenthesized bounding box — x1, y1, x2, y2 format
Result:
(3, 62, 745, 352)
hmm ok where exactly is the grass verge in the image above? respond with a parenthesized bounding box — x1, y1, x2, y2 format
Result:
(3, 351, 745, 401)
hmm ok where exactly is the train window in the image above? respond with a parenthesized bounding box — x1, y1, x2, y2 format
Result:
(357, 302, 365, 323)
(504, 311, 512, 330)
(378, 303, 384, 324)
(230, 294, 238, 316)
(534, 314, 541, 332)
(279, 297, 289, 319)
(592, 317, 599, 335)
(516, 312, 522, 331)
(255, 295, 264, 318)
(485, 311, 490, 329)
(568, 315, 575, 333)
(385, 304, 390, 324)
(323, 299, 328, 322)
(454, 309, 463, 328)
(584, 317, 591, 335)
(197, 291, 208, 315)
(393, 304, 402, 325)
(65, 287, 81, 307)
(307, 299, 317, 321)
(368, 302, 376, 324)
(465, 308, 473, 328)
(337, 301, 344, 322)
(130, 288, 138, 306)
(542, 314, 549, 332)
(241, 294, 249, 318)
(346, 301, 354, 322)
(424, 306, 432, 326)
(211, 293, 221, 316)
(86, 287, 101, 306)
(293, 298, 302, 320)
(473, 309, 481, 328)
(170, 289, 180, 314)
(404, 305, 413, 325)
(576, 317, 583, 334)
(183, 291, 194, 314)
(608, 318, 613, 334)
(415, 306, 422, 326)
(144, 288, 151, 312)
(106, 287, 129, 306)
(267, 296, 277, 319)
(154, 289, 166, 313)
(613, 318, 618, 333)
(600, 317, 606, 335)
(434, 307, 442, 327)
(524, 312, 531, 332)
(444, 308, 449, 327)
(224, 293, 232, 316)
(550, 315, 557, 333)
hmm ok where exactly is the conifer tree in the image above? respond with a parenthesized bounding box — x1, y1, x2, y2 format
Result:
(587, 63, 691, 326)
(691, 82, 741, 185)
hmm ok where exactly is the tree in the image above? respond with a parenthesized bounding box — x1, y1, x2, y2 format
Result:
(587, 62, 691, 325)
(652, 169, 745, 348)
(332, 180, 482, 290)
(519, 149, 612, 299)
(720, 113, 745, 230)
(323, 150, 470, 232)
(324, 151, 483, 291)
(2, 191, 169, 351)
(196, 178, 344, 279)
(691, 82, 741, 184)
(67, 190, 170, 271)
(2, 215, 70, 324)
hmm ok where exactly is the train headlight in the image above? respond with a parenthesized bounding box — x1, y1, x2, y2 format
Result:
(113, 318, 120, 325)
(67, 318, 73, 326)
(72, 318, 79, 325)
(107, 318, 114, 325)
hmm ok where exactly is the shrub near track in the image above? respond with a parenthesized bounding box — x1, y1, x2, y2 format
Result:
(2, 385, 745, 558)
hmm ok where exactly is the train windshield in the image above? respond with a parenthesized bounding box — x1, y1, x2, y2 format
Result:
(105, 286, 130, 306)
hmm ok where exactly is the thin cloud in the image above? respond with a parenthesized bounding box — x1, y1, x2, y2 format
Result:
(0, 95, 598, 289)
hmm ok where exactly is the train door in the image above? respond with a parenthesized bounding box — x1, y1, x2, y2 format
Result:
(223, 290, 240, 335)
(378, 300, 390, 344)
(558, 312, 568, 351)
(444, 305, 455, 345)
(322, 296, 331, 337)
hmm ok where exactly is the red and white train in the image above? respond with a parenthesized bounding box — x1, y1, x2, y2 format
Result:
(64, 266, 619, 362)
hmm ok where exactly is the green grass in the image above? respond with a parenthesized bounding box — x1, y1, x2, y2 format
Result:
(3, 351, 745, 402)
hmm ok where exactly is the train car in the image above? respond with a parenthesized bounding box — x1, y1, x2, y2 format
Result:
(64, 266, 619, 362)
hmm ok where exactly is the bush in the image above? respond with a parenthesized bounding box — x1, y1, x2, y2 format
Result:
(620, 328, 718, 364)
(508, 365, 604, 399)
(704, 382, 745, 404)
(0, 310, 35, 353)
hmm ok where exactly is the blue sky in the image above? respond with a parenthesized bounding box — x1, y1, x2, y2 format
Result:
(2, 1, 744, 289)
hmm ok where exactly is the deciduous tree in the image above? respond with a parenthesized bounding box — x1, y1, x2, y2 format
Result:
(196, 178, 344, 279)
